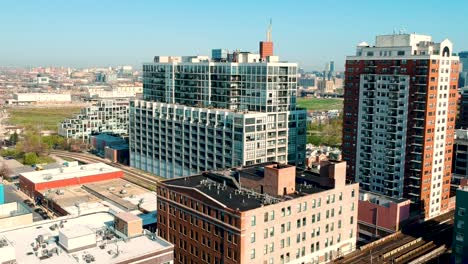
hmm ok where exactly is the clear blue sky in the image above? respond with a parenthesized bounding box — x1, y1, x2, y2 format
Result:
(1, 0, 467, 70)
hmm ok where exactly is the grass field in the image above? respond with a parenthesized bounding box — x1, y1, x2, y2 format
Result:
(297, 98, 343, 111)
(8, 106, 82, 131)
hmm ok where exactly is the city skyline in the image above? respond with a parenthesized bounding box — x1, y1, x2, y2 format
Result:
(1, 0, 468, 70)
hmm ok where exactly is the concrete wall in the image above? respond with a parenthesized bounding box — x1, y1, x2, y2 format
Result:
(0, 212, 32, 228)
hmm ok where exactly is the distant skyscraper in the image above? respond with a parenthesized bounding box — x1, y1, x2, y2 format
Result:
(458, 87, 468, 129)
(259, 20, 274, 59)
(459, 51, 468, 88)
(130, 44, 306, 179)
(343, 33, 460, 219)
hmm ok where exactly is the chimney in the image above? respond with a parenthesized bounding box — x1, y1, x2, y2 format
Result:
(263, 163, 295, 196)
(320, 161, 346, 187)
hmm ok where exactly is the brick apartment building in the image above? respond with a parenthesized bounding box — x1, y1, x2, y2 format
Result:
(157, 161, 358, 264)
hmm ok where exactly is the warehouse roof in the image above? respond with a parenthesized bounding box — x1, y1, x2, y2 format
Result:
(0, 211, 173, 264)
(20, 163, 122, 184)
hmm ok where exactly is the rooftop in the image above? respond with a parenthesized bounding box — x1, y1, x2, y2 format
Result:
(0, 211, 172, 264)
(0, 201, 32, 219)
(162, 161, 349, 212)
(40, 178, 156, 215)
(20, 163, 121, 184)
(359, 190, 410, 207)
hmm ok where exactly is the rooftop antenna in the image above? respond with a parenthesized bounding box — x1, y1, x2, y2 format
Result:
(267, 18, 272, 42)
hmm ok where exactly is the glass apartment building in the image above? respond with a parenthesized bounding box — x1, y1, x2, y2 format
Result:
(130, 52, 306, 178)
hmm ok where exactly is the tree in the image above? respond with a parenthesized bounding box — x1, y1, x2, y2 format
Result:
(23, 152, 39, 165)
(0, 162, 12, 179)
(42, 135, 66, 150)
(16, 126, 49, 156)
(9, 132, 19, 145)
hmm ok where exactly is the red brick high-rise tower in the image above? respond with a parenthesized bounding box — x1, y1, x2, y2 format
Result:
(342, 33, 459, 219)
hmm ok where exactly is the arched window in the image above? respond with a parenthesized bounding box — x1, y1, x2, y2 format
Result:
(442, 46, 450, 57)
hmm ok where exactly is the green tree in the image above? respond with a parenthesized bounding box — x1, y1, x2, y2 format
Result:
(42, 135, 66, 149)
(16, 126, 49, 156)
(8, 132, 19, 145)
(23, 152, 39, 165)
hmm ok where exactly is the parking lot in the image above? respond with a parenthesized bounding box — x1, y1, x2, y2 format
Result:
(3, 183, 49, 221)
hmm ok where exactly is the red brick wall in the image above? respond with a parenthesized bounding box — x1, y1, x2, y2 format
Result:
(358, 200, 410, 231)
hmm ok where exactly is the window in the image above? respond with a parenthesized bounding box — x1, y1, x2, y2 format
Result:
(458, 207, 466, 216)
(457, 220, 465, 229)
(269, 242, 274, 253)
(351, 189, 355, 197)
(250, 232, 256, 243)
(250, 249, 255, 259)
(251, 216, 256, 226)
(270, 211, 275, 221)
(456, 232, 464, 242)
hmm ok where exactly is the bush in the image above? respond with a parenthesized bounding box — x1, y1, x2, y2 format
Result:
(23, 152, 39, 165)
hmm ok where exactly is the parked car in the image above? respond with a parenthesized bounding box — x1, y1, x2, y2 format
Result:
(23, 200, 34, 208)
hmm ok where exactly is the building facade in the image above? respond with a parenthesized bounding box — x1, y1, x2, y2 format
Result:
(59, 99, 129, 140)
(458, 51, 468, 88)
(452, 186, 468, 264)
(131, 49, 306, 178)
(343, 34, 459, 219)
(357, 191, 410, 243)
(453, 129, 468, 179)
(458, 87, 468, 129)
(157, 161, 358, 264)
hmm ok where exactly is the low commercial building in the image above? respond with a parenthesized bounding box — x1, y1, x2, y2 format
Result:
(91, 133, 127, 157)
(105, 144, 130, 165)
(8, 93, 71, 105)
(357, 191, 411, 243)
(0, 211, 173, 264)
(38, 178, 157, 231)
(0, 201, 33, 230)
(59, 99, 129, 141)
(19, 163, 123, 200)
(158, 161, 358, 264)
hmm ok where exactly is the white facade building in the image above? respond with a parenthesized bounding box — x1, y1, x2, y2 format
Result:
(9, 93, 71, 105)
(131, 51, 307, 179)
(59, 100, 129, 140)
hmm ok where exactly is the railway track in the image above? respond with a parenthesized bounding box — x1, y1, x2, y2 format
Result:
(50, 150, 160, 189)
(335, 211, 454, 264)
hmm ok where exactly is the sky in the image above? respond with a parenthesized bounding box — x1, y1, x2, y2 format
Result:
(0, 0, 467, 71)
